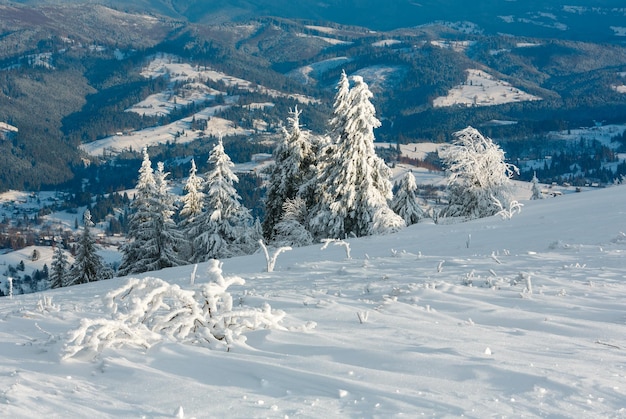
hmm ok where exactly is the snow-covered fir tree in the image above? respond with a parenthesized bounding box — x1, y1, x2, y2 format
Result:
(272, 197, 314, 247)
(310, 74, 404, 238)
(530, 172, 543, 200)
(153, 161, 187, 268)
(440, 126, 518, 219)
(180, 159, 204, 221)
(179, 158, 205, 260)
(118, 149, 156, 276)
(66, 210, 111, 286)
(49, 245, 68, 289)
(118, 149, 185, 276)
(391, 172, 425, 226)
(190, 138, 256, 262)
(263, 106, 316, 241)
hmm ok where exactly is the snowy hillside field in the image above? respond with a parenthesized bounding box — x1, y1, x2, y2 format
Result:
(1, 186, 626, 417)
(433, 69, 541, 108)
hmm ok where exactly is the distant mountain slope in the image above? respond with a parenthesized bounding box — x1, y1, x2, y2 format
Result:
(0, 1, 625, 191)
(9, 0, 623, 42)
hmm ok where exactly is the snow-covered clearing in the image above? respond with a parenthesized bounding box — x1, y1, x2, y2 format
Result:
(139, 54, 317, 106)
(296, 33, 351, 46)
(80, 107, 251, 157)
(546, 124, 626, 148)
(372, 39, 401, 47)
(433, 69, 542, 108)
(1, 186, 626, 417)
(81, 53, 320, 156)
(354, 66, 407, 93)
(611, 26, 626, 37)
(429, 40, 476, 53)
(288, 57, 352, 85)
(613, 85, 626, 94)
(0, 122, 18, 133)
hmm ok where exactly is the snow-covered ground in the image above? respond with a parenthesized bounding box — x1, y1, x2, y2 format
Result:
(433, 69, 542, 108)
(1, 186, 626, 417)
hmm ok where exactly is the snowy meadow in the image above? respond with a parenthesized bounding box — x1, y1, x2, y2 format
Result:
(1, 186, 625, 417)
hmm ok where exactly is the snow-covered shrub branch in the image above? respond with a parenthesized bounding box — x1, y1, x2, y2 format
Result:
(259, 240, 292, 272)
(320, 238, 352, 259)
(493, 197, 523, 220)
(64, 260, 288, 359)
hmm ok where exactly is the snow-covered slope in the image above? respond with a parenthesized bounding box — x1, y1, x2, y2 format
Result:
(1, 186, 626, 417)
(433, 69, 541, 108)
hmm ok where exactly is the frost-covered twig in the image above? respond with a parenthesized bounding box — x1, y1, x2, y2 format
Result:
(259, 240, 292, 272)
(356, 311, 369, 324)
(595, 340, 621, 349)
(190, 264, 198, 285)
(493, 196, 523, 220)
(320, 238, 352, 259)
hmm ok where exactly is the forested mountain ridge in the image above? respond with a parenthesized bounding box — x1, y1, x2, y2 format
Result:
(0, 1, 625, 191)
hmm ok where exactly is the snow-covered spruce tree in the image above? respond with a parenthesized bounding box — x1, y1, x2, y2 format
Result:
(273, 197, 314, 247)
(263, 106, 316, 241)
(310, 74, 404, 239)
(153, 161, 187, 268)
(440, 126, 519, 219)
(391, 172, 425, 226)
(49, 245, 68, 289)
(530, 171, 543, 200)
(118, 149, 185, 276)
(191, 138, 255, 262)
(66, 210, 111, 286)
(179, 159, 205, 261)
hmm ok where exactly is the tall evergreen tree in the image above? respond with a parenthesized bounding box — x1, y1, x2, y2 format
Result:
(263, 106, 315, 240)
(153, 162, 187, 269)
(179, 158, 204, 261)
(118, 149, 185, 276)
(310, 75, 404, 239)
(118, 149, 157, 276)
(66, 210, 110, 286)
(49, 245, 68, 289)
(191, 138, 255, 262)
(180, 159, 204, 222)
(391, 172, 425, 226)
(440, 126, 518, 219)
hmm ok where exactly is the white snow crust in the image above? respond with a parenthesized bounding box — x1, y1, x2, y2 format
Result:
(1, 186, 626, 417)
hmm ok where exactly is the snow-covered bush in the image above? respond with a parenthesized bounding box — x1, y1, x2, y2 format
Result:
(63, 260, 287, 359)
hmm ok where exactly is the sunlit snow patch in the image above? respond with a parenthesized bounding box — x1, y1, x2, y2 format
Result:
(433, 69, 541, 108)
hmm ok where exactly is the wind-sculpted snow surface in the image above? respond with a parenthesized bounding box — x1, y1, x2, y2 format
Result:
(0, 187, 625, 417)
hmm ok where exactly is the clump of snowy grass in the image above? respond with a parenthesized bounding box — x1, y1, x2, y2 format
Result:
(36, 296, 59, 314)
(63, 260, 290, 359)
